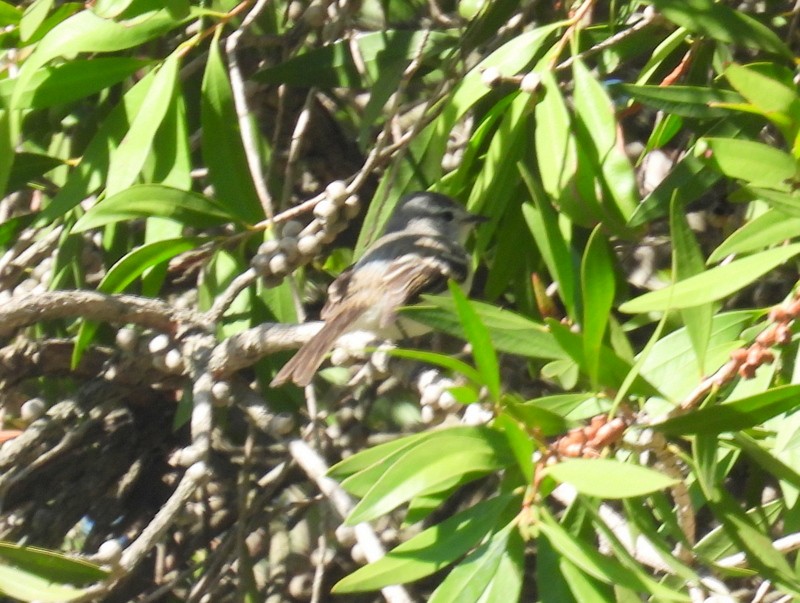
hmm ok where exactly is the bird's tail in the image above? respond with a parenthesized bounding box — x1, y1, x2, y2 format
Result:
(270, 307, 365, 387)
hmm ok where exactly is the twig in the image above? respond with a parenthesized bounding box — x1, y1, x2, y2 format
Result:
(209, 321, 323, 377)
(280, 88, 317, 208)
(225, 0, 275, 219)
(717, 531, 800, 568)
(554, 11, 658, 72)
(119, 461, 210, 572)
(0, 290, 201, 339)
(288, 439, 413, 603)
(205, 267, 258, 324)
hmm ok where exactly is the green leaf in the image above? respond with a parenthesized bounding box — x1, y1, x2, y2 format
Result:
(620, 243, 800, 313)
(20, 0, 53, 42)
(651, 0, 790, 57)
(0, 562, 87, 602)
(670, 194, 712, 371)
(546, 319, 661, 397)
(7, 152, 63, 192)
(72, 184, 239, 232)
(535, 70, 577, 201)
(346, 426, 512, 525)
(505, 395, 571, 436)
(105, 54, 179, 196)
(654, 384, 800, 435)
(36, 69, 154, 223)
(545, 459, 679, 499)
(448, 281, 500, 400)
(0, 2, 22, 26)
(581, 226, 615, 386)
(71, 237, 201, 367)
(442, 22, 562, 126)
(572, 59, 638, 225)
(744, 187, 800, 218)
(709, 209, 800, 263)
(724, 63, 800, 137)
(387, 347, 483, 385)
(100, 238, 200, 295)
(0, 542, 107, 585)
(428, 521, 518, 603)
(11, 8, 187, 110)
(703, 138, 797, 189)
(403, 294, 565, 360)
(333, 495, 514, 592)
(201, 35, 264, 224)
(639, 310, 756, 402)
(329, 432, 429, 480)
(0, 58, 151, 110)
(615, 84, 744, 118)
(538, 508, 689, 601)
(519, 164, 578, 319)
(494, 412, 534, 481)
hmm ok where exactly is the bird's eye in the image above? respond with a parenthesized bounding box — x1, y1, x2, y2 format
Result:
(441, 210, 455, 221)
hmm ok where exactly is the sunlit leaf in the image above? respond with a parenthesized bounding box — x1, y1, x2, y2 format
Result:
(620, 243, 800, 313)
(545, 459, 679, 499)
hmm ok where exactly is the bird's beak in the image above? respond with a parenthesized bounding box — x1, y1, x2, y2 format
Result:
(465, 214, 490, 225)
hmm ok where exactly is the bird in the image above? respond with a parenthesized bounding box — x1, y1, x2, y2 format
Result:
(270, 191, 486, 387)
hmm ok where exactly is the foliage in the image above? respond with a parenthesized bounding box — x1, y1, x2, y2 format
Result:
(0, 0, 799, 601)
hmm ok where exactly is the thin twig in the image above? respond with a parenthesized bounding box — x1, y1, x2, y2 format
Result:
(288, 439, 413, 603)
(225, 0, 276, 219)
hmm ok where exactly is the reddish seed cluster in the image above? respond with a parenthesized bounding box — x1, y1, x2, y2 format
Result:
(554, 415, 628, 458)
(729, 298, 799, 379)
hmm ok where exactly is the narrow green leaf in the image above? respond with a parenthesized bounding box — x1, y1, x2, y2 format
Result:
(573, 59, 638, 224)
(745, 187, 800, 218)
(670, 194, 712, 371)
(448, 281, 500, 400)
(545, 459, 679, 499)
(709, 209, 800, 263)
(0, 563, 86, 602)
(0, 2, 21, 25)
(405, 292, 566, 360)
(494, 412, 534, 481)
(428, 521, 517, 603)
(0, 543, 107, 585)
(346, 427, 512, 525)
(620, 243, 800, 313)
(535, 70, 577, 200)
(7, 152, 63, 192)
(704, 138, 797, 189)
(442, 22, 562, 126)
(581, 226, 615, 386)
(329, 432, 429, 479)
(0, 58, 151, 110)
(201, 36, 264, 224)
(72, 184, 239, 232)
(333, 495, 514, 593)
(640, 310, 756, 402)
(36, 70, 155, 223)
(71, 237, 201, 368)
(654, 384, 800, 435)
(106, 54, 180, 196)
(539, 508, 689, 601)
(615, 84, 744, 118)
(11, 8, 186, 110)
(20, 0, 52, 42)
(387, 348, 483, 385)
(519, 163, 578, 319)
(651, 0, 790, 57)
(724, 63, 800, 133)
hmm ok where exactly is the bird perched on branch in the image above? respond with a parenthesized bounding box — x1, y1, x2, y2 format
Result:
(270, 191, 486, 387)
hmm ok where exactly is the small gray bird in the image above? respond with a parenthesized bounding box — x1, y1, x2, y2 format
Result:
(270, 191, 486, 387)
